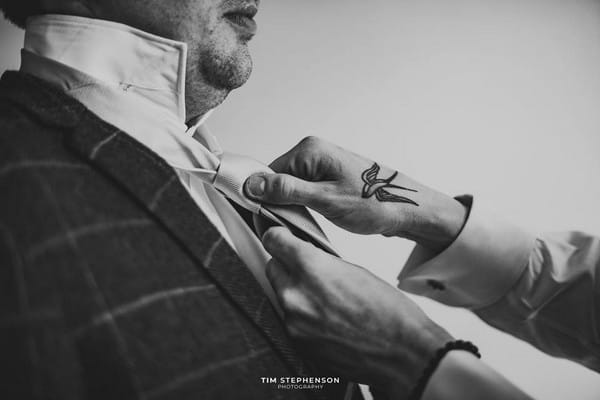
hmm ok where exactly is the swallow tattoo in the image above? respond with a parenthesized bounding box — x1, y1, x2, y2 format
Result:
(360, 163, 419, 206)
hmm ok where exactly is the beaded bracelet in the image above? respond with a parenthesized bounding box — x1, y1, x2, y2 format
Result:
(409, 340, 481, 400)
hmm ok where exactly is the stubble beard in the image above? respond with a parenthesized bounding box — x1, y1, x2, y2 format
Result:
(199, 41, 253, 91)
(183, 39, 253, 120)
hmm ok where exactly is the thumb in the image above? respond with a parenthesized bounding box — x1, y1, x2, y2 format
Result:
(244, 173, 329, 210)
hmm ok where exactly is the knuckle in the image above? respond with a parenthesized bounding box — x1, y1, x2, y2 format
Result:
(262, 227, 284, 248)
(280, 288, 300, 310)
(269, 175, 294, 200)
(298, 135, 322, 149)
(281, 287, 316, 316)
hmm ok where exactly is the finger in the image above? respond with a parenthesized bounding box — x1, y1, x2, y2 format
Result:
(244, 173, 330, 210)
(269, 136, 320, 176)
(261, 227, 315, 273)
(265, 258, 293, 299)
(269, 136, 331, 181)
(269, 144, 300, 175)
(266, 259, 303, 324)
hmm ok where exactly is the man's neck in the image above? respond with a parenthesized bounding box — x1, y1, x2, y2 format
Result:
(184, 74, 229, 125)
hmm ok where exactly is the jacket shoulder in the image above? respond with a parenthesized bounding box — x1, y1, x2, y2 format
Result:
(0, 89, 74, 167)
(0, 70, 86, 156)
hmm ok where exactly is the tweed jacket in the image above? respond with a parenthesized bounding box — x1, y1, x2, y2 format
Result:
(0, 71, 361, 400)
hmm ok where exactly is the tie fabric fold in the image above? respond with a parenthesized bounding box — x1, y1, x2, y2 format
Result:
(213, 152, 338, 255)
(166, 123, 338, 256)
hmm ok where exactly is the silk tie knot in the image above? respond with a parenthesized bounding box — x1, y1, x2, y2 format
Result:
(213, 152, 271, 215)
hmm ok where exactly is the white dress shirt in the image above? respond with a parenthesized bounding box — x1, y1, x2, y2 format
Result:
(20, 14, 278, 309)
(399, 195, 600, 371)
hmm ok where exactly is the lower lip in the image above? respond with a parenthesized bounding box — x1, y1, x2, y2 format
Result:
(225, 14, 257, 38)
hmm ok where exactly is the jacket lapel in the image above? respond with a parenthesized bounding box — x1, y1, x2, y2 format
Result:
(0, 72, 315, 380)
(67, 112, 315, 378)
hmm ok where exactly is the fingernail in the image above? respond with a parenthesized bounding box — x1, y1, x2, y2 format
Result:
(246, 175, 266, 198)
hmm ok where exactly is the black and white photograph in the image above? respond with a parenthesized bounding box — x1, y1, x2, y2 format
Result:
(1, 1, 599, 399)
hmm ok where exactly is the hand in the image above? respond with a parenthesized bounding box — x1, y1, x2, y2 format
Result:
(262, 226, 453, 398)
(245, 136, 467, 252)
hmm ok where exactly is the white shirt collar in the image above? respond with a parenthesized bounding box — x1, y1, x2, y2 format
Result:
(24, 14, 188, 122)
(18, 15, 318, 317)
(21, 14, 221, 171)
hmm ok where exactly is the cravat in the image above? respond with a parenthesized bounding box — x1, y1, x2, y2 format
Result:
(171, 124, 339, 256)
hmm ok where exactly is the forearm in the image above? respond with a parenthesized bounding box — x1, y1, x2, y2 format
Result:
(474, 232, 600, 371)
(366, 166, 468, 253)
(399, 196, 600, 370)
(389, 173, 468, 253)
(422, 351, 532, 400)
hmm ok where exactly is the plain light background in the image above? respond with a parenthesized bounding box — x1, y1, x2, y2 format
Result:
(2, 1, 600, 398)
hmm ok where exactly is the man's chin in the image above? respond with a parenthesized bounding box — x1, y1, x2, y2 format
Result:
(201, 55, 253, 91)
(227, 70, 252, 90)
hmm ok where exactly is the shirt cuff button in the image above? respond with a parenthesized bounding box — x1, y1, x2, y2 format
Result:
(427, 279, 446, 291)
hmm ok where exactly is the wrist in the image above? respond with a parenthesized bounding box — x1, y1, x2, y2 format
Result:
(380, 322, 454, 399)
(396, 193, 468, 253)
(422, 350, 482, 400)
(411, 341, 480, 400)
(423, 350, 532, 400)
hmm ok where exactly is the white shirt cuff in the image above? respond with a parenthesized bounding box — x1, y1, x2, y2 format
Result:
(398, 195, 536, 309)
